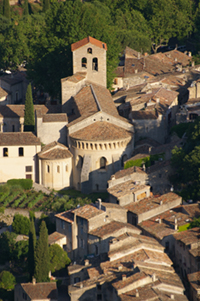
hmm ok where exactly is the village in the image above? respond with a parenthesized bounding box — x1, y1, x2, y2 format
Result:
(0, 36, 200, 301)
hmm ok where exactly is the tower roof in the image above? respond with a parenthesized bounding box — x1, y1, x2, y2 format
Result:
(71, 36, 107, 52)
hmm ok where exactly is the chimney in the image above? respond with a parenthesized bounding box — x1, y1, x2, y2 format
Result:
(118, 265, 122, 271)
(137, 52, 140, 59)
(174, 217, 178, 230)
(135, 69, 138, 74)
(156, 97, 160, 103)
(152, 273, 156, 282)
(188, 52, 192, 57)
(160, 200, 163, 205)
(97, 198, 102, 210)
(192, 61, 195, 67)
(142, 163, 146, 172)
(175, 58, 177, 62)
(85, 259, 89, 266)
(135, 289, 139, 297)
(158, 218, 162, 224)
(122, 274, 126, 281)
(32, 277, 36, 285)
(171, 294, 174, 299)
(80, 282, 83, 288)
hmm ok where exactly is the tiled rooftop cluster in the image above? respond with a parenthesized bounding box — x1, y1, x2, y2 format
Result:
(38, 141, 72, 160)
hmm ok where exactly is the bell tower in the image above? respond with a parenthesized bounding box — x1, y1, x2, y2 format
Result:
(71, 36, 107, 88)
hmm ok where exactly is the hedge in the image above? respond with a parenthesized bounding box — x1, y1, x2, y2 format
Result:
(124, 153, 165, 169)
(7, 179, 33, 190)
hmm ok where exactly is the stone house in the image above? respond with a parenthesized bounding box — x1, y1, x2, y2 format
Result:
(14, 279, 58, 301)
(68, 233, 187, 301)
(0, 132, 41, 182)
(0, 71, 29, 104)
(187, 272, 200, 301)
(173, 227, 200, 279)
(48, 231, 66, 248)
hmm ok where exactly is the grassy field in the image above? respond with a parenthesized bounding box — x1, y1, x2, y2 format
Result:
(0, 184, 109, 213)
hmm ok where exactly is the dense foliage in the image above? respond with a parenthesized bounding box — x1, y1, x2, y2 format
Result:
(0, 271, 15, 291)
(171, 117, 200, 201)
(7, 178, 33, 190)
(24, 83, 35, 132)
(28, 218, 36, 280)
(12, 213, 30, 235)
(49, 244, 71, 273)
(0, 0, 199, 97)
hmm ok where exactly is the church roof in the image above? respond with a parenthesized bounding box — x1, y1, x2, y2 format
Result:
(0, 132, 40, 146)
(69, 121, 132, 141)
(71, 36, 107, 51)
(38, 141, 72, 160)
(68, 84, 129, 126)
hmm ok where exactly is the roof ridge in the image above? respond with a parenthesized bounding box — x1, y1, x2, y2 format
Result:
(90, 84, 102, 111)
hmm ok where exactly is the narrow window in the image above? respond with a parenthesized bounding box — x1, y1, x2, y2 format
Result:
(66, 165, 68, 172)
(19, 147, 24, 157)
(47, 165, 50, 173)
(100, 157, 106, 169)
(87, 47, 92, 54)
(12, 125, 15, 132)
(77, 156, 83, 169)
(121, 154, 128, 167)
(16, 91, 18, 102)
(57, 165, 60, 173)
(3, 148, 8, 157)
(92, 58, 98, 71)
(82, 57, 87, 68)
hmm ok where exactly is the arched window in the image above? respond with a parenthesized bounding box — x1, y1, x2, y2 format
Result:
(92, 58, 98, 71)
(19, 147, 24, 157)
(3, 148, 8, 157)
(100, 157, 106, 169)
(82, 57, 87, 68)
(87, 47, 92, 54)
(77, 155, 83, 169)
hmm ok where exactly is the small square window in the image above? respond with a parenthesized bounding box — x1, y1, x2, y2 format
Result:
(19, 147, 24, 157)
(3, 148, 8, 157)
(26, 174, 32, 179)
(26, 166, 32, 172)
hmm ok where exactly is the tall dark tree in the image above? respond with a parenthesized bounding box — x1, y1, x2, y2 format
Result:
(24, 83, 35, 132)
(3, 0, 10, 19)
(34, 221, 50, 283)
(24, 0, 29, 16)
(28, 219, 36, 281)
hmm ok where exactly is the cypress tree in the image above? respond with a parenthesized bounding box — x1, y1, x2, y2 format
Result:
(28, 219, 36, 281)
(24, 83, 35, 132)
(24, 0, 29, 16)
(43, 0, 50, 13)
(3, 0, 10, 19)
(34, 221, 50, 283)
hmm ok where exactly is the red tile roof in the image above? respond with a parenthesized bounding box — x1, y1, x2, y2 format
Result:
(0, 132, 40, 146)
(21, 282, 57, 300)
(38, 141, 72, 160)
(71, 36, 107, 51)
(48, 231, 66, 245)
(43, 113, 67, 123)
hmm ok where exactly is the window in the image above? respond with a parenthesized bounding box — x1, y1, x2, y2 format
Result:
(77, 156, 83, 169)
(57, 165, 60, 173)
(47, 165, 50, 173)
(97, 294, 102, 300)
(26, 166, 32, 172)
(19, 147, 24, 157)
(16, 91, 18, 102)
(74, 277, 80, 284)
(100, 157, 106, 169)
(60, 220, 65, 230)
(121, 154, 128, 167)
(87, 47, 92, 54)
(66, 165, 68, 172)
(26, 174, 32, 179)
(82, 57, 87, 68)
(3, 148, 8, 157)
(95, 245, 98, 255)
(92, 58, 98, 71)
(12, 125, 15, 132)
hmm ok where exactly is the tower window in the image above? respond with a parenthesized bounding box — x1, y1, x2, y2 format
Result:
(82, 57, 87, 68)
(87, 47, 92, 54)
(47, 165, 50, 173)
(92, 58, 98, 71)
(57, 165, 60, 173)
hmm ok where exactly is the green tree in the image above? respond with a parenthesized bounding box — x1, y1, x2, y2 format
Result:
(3, 0, 10, 19)
(13, 240, 29, 262)
(0, 232, 16, 264)
(0, 271, 15, 291)
(49, 244, 70, 273)
(189, 216, 200, 229)
(24, 83, 35, 132)
(43, 0, 50, 12)
(28, 218, 36, 280)
(12, 213, 30, 236)
(34, 221, 50, 282)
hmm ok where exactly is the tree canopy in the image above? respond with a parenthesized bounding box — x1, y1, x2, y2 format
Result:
(49, 244, 71, 273)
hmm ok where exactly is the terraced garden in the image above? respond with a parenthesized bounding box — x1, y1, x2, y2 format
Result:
(0, 184, 109, 213)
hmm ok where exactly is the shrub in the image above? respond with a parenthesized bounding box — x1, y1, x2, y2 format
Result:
(0, 271, 15, 291)
(49, 244, 71, 273)
(0, 207, 4, 213)
(7, 179, 33, 190)
(12, 213, 30, 236)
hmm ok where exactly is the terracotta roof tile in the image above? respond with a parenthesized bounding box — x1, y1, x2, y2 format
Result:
(21, 282, 57, 299)
(43, 113, 67, 123)
(132, 110, 158, 120)
(125, 193, 181, 214)
(48, 231, 66, 245)
(0, 87, 8, 99)
(0, 132, 40, 146)
(71, 36, 107, 51)
(0, 105, 48, 118)
(173, 227, 200, 246)
(112, 166, 146, 180)
(108, 181, 148, 198)
(38, 141, 72, 160)
(70, 121, 132, 141)
(73, 204, 104, 220)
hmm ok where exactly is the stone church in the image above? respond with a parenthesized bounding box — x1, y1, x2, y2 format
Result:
(0, 37, 134, 193)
